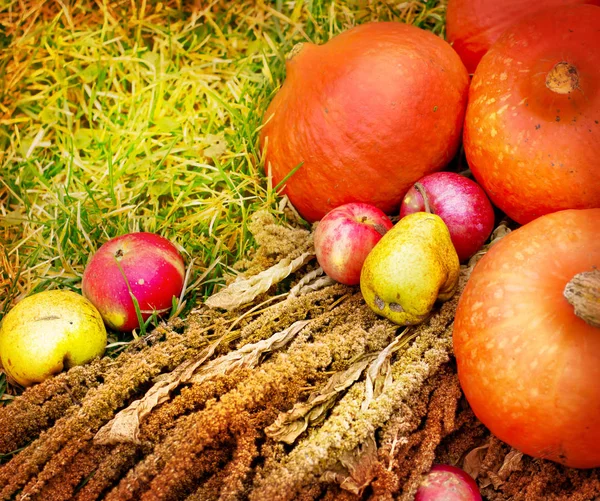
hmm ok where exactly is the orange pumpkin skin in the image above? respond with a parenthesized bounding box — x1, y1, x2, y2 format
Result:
(446, 0, 600, 74)
(260, 22, 469, 223)
(463, 5, 600, 225)
(453, 209, 600, 469)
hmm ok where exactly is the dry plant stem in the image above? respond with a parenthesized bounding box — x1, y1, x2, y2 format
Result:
(215, 425, 259, 501)
(0, 359, 108, 453)
(182, 436, 269, 501)
(370, 370, 465, 501)
(0, 325, 209, 499)
(110, 296, 393, 501)
(106, 373, 252, 501)
(233, 283, 350, 347)
(139, 370, 252, 443)
(15, 435, 94, 500)
(24, 443, 111, 501)
(397, 374, 462, 501)
(72, 444, 141, 501)
(564, 269, 600, 328)
(250, 277, 464, 501)
(100, 291, 356, 500)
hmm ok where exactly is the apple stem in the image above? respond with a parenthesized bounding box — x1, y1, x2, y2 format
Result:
(564, 269, 600, 328)
(414, 182, 434, 215)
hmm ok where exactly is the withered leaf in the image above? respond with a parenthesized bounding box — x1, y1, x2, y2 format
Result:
(205, 251, 314, 310)
(266, 352, 377, 444)
(189, 319, 310, 385)
(362, 329, 410, 411)
(94, 320, 310, 446)
(294, 275, 336, 296)
(94, 339, 220, 445)
(288, 267, 336, 298)
(462, 442, 491, 480)
(322, 434, 378, 496)
(497, 449, 523, 480)
(362, 339, 396, 412)
(289, 266, 324, 296)
(202, 133, 227, 158)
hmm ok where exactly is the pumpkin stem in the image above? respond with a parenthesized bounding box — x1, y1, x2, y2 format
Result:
(414, 182, 434, 215)
(564, 269, 600, 328)
(546, 62, 580, 95)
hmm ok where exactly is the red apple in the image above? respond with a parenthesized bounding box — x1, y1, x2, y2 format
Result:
(415, 464, 482, 501)
(314, 203, 393, 285)
(399, 172, 495, 262)
(82, 232, 185, 332)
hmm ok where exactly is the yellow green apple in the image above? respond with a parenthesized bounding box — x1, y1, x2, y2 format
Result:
(0, 290, 107, 387)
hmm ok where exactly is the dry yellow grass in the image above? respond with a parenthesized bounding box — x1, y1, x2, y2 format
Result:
(0, 0, 446, 321)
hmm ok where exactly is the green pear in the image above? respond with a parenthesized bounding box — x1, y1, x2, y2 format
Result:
(360, 212, 460, 325)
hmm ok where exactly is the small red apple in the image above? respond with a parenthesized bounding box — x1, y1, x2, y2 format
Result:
(400, 172, 495, 262)
(415, 464, 482, 501)
(82, 232, 185, 332)
(314, 203, 393, 285)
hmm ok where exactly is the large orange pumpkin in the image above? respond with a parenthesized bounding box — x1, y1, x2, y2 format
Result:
(453, 209, 600, 469)
(260, 22, 469, 223)
(463, 4, 600, 225)
(446, 0, 600, 74)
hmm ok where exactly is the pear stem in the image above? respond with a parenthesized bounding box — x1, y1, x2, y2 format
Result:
(414, 182, 434, 215)
(564, 269, 600, 328)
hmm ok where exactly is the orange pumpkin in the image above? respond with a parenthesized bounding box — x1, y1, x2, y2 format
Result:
(446, 0, 600, 74)
(463, 4, 600, 225)
(260, 22, 469, 223)
(453, 209, 600, 468)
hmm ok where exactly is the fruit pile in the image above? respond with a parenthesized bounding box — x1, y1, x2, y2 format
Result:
(0, 233, 186, 386)
(0, 1, 599, 500)
(260, 0, 600, 490)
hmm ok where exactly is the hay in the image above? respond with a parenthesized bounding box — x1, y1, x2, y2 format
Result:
(1, 216, 598, 500)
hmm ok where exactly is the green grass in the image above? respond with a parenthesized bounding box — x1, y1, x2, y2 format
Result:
(0, 0, 447, 357)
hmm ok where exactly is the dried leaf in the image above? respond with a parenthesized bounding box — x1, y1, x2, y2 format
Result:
(322, 434, 378, 495)
(94, 320, 309, 446)
(462, 442, 490, 480)
(202, 133, 227, 158)
(488, 471, 505, 490)
(189, 319, 310, 385)
(0, 209, 25, 227)
(320, 469, 346, 487)
(94, 340, 220, 445)
(362, 330, 408, 411)
(205, 252, 314, 310)
(289, 267, 322, 296)
(497, 449, 523, 480)
(295, 276, 336, 296)
(289, 267, 337, 298)
(266, 353, 377, 444)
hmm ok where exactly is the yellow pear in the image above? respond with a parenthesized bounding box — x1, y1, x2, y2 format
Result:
(360, 212, 460, 325)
